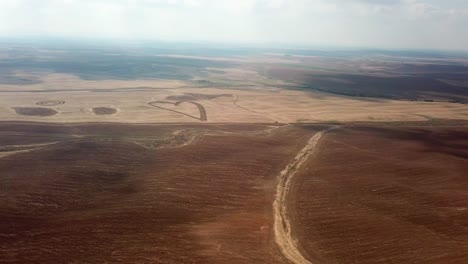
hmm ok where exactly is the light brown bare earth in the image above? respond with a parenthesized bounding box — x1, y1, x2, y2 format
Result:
(148, 101, 208, 121)
(36, 101, 65, 107)
(0, 73, 467, 123)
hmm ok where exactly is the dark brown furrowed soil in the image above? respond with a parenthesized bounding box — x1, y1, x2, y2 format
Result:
(292, 126, 468, 264)
(0, 122, 312, 264)
(92, 107, 117, 115)
(12, 107, 58, 117)
(2, 121, 466, 263)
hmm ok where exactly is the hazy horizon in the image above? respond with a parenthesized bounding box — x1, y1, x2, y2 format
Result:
(1, 0, 468, 51)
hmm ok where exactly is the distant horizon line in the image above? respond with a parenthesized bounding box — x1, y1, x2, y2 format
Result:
(1, 36, 468, 54)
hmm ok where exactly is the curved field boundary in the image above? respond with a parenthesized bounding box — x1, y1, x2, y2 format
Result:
(274, 127, 337, 264)
(148, 101, 207, 121)
(188, 101, 207, 121)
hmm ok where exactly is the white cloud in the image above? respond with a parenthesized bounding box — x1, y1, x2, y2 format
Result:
(0, 0, 467, 50)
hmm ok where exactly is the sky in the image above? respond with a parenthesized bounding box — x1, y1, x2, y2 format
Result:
(0, 0, 467, 50)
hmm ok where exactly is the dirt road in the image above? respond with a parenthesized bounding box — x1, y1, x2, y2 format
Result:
(273, 127, 336, 264)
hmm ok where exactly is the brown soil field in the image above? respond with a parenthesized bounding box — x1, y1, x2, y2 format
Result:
(92, 107, 118, 115)
(0, 122, 316, 264)
(292, 125, 468, 264)
(1, 51, 467, 263)
(12, 107, 58, 117)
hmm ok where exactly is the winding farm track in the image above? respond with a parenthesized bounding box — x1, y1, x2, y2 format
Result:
(274, 127, 337, 264)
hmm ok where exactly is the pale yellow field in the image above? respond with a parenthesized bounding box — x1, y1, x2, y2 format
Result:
(1, 73, 467, 124)
(0, 72, 187, 91)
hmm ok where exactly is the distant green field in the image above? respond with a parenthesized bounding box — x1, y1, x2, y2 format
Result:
(266, 66, 468, 103)
(0, 47, 234, 80)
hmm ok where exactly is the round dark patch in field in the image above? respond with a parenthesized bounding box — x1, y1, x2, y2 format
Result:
(92, 107, 117, 115)
(13, 107, 58, 117)
(36, 100, 65, 106)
